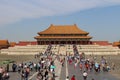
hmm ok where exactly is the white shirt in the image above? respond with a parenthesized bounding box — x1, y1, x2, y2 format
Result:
(83, 72, 87, 76)
(41, 61, 45, 63)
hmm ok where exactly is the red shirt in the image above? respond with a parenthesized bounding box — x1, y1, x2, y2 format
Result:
(71, 77, 75, 80)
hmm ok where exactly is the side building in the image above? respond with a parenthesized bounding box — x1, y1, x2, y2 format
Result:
(35, 24, 92, 45)
(0, 40, 9, 49)
(113, 41, 120, 48)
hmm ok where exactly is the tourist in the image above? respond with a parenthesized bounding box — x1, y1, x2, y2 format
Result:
(69, 58, 72, 64)
(44, 69, 49, 80)
(36, 72, 42, 80)
(79, 63, 83, 71)
(106, 65, 111, 71)
(74, 59, 78, 69)
(24, 67, 30, 80)
(71, 75, 76, 80)
(60, 59, 65, 67)
(21, 70, 25, 80)
(111, 62, 115, 70)
(34, 63, 37, 72)
(50, 63, 55, 73)
(17, 66, 21, 73)
(94, 62, 99, 72)
(37, 62, 41, 72)
(24, 63, 27, 69)
(2, 71, 10, 80)
(12, 63, 17, 72)
(83, 71, 88, 80)
(52, 69, 55, 79)
(29, 62, 33, 71)
(85, 62, 89, 71)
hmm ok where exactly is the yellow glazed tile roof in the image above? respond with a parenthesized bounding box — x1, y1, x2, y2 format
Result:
(0, 40, 9, 46)
(38, 24, 89, 34)
(113, 42, 120, 46)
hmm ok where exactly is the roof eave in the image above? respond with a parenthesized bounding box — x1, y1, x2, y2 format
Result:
(37, 32, 88, 35)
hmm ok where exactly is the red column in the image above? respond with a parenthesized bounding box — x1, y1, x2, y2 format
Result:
(39, 41, 41, 45)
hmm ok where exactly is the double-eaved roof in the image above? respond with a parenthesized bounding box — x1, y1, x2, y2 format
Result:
(38, 24, 89, 34)
(35, 24, 92, 39)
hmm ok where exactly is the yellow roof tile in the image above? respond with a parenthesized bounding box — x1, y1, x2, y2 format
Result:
(38, 24, 89, 34)
(0, 40, 9, 46)
(113, 42, 120, 46)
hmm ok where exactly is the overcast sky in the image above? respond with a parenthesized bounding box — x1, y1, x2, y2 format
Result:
(0, 0, 120, 43)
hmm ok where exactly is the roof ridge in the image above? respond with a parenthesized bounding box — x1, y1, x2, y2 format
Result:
(50, 24, 77, 27)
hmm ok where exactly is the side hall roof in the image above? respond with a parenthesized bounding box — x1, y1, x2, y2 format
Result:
(0, 40, 9, 46)
(113, 41, 120, 46)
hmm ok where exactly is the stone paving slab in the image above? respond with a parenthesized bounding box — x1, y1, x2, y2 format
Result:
(54, 59, 62, 80)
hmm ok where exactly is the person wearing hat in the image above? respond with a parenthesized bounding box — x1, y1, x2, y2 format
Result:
(66, 76, 69, 80)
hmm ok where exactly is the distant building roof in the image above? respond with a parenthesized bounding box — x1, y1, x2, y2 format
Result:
(0, 40, 9, 49)
(113, 41, 120, 46)
(9, 42, 16, 47)
(38, 24, 89, 34)
(0, 40, 9, 46)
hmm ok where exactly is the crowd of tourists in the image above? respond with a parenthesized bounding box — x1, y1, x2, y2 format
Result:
(0, 52, 59, 80)
(64, 52, 115, 80)
(0, 48, 116, 80)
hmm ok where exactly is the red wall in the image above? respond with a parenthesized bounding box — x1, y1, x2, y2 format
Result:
(17, 41, 37, 46)
(91, 41, 111, 46)
(16, 41, 111, 46)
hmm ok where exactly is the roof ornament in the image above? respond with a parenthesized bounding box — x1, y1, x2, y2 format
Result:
(51, 24, 53, 26)
(74, 24, 77, 26)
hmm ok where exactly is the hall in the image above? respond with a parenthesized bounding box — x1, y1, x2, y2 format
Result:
(34, 24, 92, 45)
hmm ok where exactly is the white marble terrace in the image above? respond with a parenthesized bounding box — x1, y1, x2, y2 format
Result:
(0, 44, 120, 55)
(0, 45, 48, 55)
(76, 45, 120, 55)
